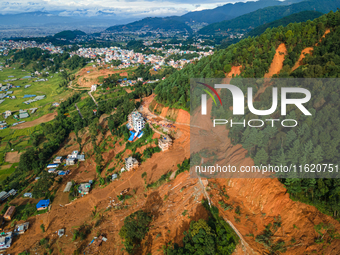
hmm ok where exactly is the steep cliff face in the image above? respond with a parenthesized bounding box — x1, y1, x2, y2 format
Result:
(149, 99, 190, 125)
(148, 89, 340, 255)
(207, 176, 340, 254)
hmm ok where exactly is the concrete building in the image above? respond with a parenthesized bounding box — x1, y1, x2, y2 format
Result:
(0, 191, 9, 202)
(77, 154, 85, 161)
(19, 112, 29, 119)
(112, 173, 118, 181)
(91, 84, 97, 92)
(78, 183, 91, 195)
(8, 189, 16, 196)
(125, 156, 138, 171)
(23, 193, 32, 198)
(128, 110, 145, 132)
(53, 156, 63, 164)
(15, 222, 29, 234)
(66, 158, 77, 166)
(48, 168, 57, 174)
(4, 111, 11, 118)
(58, 229, 65, 237)
(68, 150, 79, 159)
(4, 206, 15, 221)
(158, 135, 173, 151)
(0, 232, 12, 249)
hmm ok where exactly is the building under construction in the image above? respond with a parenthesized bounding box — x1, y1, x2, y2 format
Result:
(125, 156, 138, 171)
(158, 135, 173, 151)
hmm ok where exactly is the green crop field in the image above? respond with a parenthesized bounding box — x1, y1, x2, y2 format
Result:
(0, 163, 18, 182)
(0, 57, 74, 117)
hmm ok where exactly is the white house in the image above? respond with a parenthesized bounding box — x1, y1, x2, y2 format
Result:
(4, 111, 11, 118)
(128, 110, 145, 132)
(91, 84, 97, 92)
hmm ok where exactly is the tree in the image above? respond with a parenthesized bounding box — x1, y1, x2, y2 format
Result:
(40, 224, 45, 233)
(165, 216, 237, 255)
(254, 148, 269, 166)
(119, 210, 152, 254)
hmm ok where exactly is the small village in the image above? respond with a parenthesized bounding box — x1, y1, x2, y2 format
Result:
(0, 105, 175, 251)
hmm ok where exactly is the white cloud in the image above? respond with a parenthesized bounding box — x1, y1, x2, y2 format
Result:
(0, 0, 244, 17)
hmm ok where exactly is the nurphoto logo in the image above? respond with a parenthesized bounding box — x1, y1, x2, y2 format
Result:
(200, 83, 312, 128)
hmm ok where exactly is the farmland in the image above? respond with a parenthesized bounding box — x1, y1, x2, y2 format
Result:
(0, 54, 81, 167)
(0, 57, 72, 118)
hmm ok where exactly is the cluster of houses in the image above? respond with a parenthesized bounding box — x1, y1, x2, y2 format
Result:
(63, 180, 92, 196)
(0, 83, 16, 103)
(0, 203, 43, 250)
(70, 42, 214, 70)
(14, 109, 29, 119)
(46, 151, 85, 175)
(0, 41, 64, 55)
(0, 182, 55, 249)
(120, 110, 173, 173)
(0, 190, 31, 251)
(0, 108, 38, 128)
(23, 95, 45, 105)
(0, 83, 46, 106)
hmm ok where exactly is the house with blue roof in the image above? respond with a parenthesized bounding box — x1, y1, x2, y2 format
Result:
(36, 199, 50, 211)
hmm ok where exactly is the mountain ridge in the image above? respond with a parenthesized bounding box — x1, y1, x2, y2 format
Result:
(198, 0, 340, 35)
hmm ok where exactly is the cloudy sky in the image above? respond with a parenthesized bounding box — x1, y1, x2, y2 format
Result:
(0, 0, 252, 17)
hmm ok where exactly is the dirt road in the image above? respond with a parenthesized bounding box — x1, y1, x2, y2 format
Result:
(11, 112, 57, 129)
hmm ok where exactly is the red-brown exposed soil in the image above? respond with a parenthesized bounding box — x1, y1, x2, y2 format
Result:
(175, 109, 190, 125)
(160, 106, 169, 117)
(5, 151, 22, 163)
(291, 29, 331, 72)
(209, 175, 340, 254)
(75, 65, 129, 88)
(320, 28, 331, 41)
(227, 65, 242, 78)
(264, 43, 287, 78)
(291, 47, 314, 71)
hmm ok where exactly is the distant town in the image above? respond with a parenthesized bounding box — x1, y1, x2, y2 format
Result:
(0, 39, 214, 70)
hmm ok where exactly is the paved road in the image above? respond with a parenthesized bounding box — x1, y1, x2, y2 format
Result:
(88, 91, 98, 106)
(75, 103, 83, 119)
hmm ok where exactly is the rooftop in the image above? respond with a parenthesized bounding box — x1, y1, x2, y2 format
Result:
(125, 156, 138, 165)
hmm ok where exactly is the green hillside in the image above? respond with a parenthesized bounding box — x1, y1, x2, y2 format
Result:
(177, 0, 299, 24)
(155, 10, 340, 217)
(198, 0, 340, 35)
(247, 10, 323, 37)
(106, 17, 192, 33)
(54, 30, 86, 40)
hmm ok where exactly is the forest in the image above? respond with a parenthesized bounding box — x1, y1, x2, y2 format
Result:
(155, 10, 340, 218)
(246, 10, 323, 37)
(106, 17, 193, 33)
(198, 0, 340, 35)
(53, 30, 86, 40)
(164, 200, 238, 255)
(11, 48, 88, 72)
